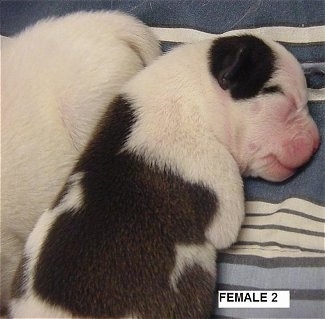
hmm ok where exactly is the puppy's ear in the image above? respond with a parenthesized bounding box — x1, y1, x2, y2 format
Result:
(209, 35, 276, 100)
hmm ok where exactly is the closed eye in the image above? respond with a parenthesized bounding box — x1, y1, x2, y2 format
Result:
(261, 85, 283, 95)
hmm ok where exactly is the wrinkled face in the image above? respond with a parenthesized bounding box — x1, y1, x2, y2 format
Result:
(239, 83, 319, 182)
(210, 35, 320, 182)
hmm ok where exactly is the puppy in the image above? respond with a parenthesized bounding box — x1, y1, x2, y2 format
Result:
(1, 11, 160, 314)
(9, 35, 319, 318)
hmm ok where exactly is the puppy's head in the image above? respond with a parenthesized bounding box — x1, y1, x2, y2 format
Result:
(209, 34, 320, 182)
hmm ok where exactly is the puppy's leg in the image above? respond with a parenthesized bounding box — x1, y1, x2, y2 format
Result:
(204, 152, 245, 250)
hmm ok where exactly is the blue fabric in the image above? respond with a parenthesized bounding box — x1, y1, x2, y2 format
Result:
(1, 0, 325, 36)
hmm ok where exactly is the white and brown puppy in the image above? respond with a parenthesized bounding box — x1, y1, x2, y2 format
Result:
(10, 35, 319, 318)
(1, 11, 160, 314)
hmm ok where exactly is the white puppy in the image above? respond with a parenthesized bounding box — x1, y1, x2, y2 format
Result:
(9, 34, 319, 318)
(1, 11, 160, 313)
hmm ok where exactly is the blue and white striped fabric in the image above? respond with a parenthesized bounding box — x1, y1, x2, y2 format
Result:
(1, 1, 324, 318)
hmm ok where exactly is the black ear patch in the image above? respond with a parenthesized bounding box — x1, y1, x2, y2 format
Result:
(209, 35, 276, 100)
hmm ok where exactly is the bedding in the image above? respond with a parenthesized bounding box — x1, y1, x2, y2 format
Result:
(1, 1, 324, 318)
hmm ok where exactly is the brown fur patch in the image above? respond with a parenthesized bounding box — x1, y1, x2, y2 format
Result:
(33, 96, 218, 318)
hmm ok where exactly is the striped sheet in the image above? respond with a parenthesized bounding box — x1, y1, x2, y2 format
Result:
(219, 252, 325, 266)
(309, 88, 325, 101)
(151, 25, 325, 44)
(246, 199, 324, 219)
(215, 197, 325, 317)
(213, 300, 325, 319)
(218, 264, 325, 290)
(224, 246, 324, 259)
(226, 198, 325, 258)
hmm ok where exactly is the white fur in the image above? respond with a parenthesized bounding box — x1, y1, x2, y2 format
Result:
(1, 11, 160, 312)
(123, 40, 245, 250)
(53, 172, 85, 214)
(10, 293, 72, 318)
(170, 242, 216, 292)
(19, 208, 59, 302)
(11, 294, 138, 319)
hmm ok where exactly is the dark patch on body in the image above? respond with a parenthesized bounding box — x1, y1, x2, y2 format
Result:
(34, 96, 218, 318)
(11, 255, 29, 299)
(0, 306, 8, 317)
(209, 35, 276, 100)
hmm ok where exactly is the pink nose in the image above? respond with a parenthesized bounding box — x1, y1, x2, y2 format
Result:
(283, 128, 320, 169)
(291, 136, 314, 165)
